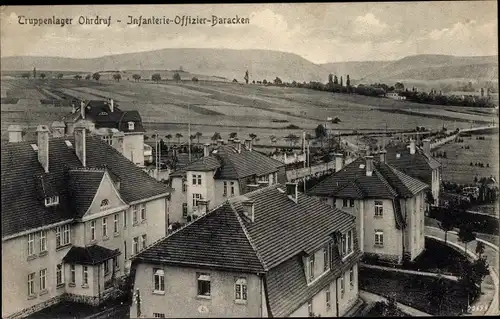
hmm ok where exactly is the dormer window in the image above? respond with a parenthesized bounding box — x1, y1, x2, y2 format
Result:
(128, 121, 135, 131)
(45, 196, 59, 207)
(99, 111, 108, 116)
(100, 199, 110, 210)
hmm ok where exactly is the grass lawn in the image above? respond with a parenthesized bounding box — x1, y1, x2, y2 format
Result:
(25, 301, 106, 318)
(364, 303, 409, 317)
(359, 267, 469, 316)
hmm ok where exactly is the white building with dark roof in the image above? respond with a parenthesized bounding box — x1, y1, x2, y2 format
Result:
(131, 183, 362, 318)
(1, 123, 171, 318)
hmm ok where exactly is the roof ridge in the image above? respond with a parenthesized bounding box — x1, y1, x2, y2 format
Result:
(228, 200, 267, 271)
(373, 168, 398, 197)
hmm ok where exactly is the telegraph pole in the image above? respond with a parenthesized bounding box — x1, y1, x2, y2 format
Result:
(155, 131, 159, 180)
(303, 131, 306, 193)
(188, 104, 192, 162)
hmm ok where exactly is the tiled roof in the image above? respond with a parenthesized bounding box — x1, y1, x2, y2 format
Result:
(170, 144, 284, 180)
(385, 146, 441, 184)
(63, 245, 120, 265)
(134, 184, 357, 272)
(66, 169, 106, 218)
(1, 136, 171, 238)
(62, 100, 145, 133)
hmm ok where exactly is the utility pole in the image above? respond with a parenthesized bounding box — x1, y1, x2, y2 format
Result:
(303, 131, 306, 193)
(155, 131, 159, 180)
(188, 104, 192, 162)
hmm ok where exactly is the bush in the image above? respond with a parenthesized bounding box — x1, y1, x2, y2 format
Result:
(285, 124, 300, 129)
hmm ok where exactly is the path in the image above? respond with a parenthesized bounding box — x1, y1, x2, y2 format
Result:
(425, 226, 499, 316)
(360, 263, 458, 281)
(359, 290, 432, 317)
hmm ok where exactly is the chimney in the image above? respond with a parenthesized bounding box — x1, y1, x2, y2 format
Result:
(242, 200, 255, 222)
(110, 99, 114, 112)
(234, 139, 241, 153)
(423, 139, 431, 157)
(197, 199, 210, 215)
(365, 155, 374, 177)
(74, 124, 87, 167)
(334, 153, 344, 172)
(409, 139, 416, 155)
(285, 182, 298, 203)
(7, 124, 24, 143)
(51, 121, 66, 138)
(379, 150, 387, 163)
(80, 101, 86, 119)
(217, 138, 224, 146)
(36, 125, 50, 173)
(112, 131, 125, 155)
(203, 143, 210, 157)
(244, 138, 251, 151)
(228, 137, 234, 146)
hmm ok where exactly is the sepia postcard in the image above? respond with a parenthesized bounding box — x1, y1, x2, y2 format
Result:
(1, 2, 498, 318)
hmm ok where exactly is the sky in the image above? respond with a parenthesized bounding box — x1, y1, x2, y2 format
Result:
(0, 2, 498, 64)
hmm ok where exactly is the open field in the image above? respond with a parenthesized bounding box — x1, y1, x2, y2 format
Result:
(435, 134, 499, 184)
(1, 78, 497, 146)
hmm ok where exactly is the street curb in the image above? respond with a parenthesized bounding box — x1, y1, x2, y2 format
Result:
(426, 226, 499, 251)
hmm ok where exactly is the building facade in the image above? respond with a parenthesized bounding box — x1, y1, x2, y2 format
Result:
(130, 184, 362, 318)
(1, 124, 171, 318)
(308, 153, 429, 264)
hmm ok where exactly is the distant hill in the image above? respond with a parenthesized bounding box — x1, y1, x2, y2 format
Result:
(0, 48, 328, 83)
(320, 61, 392, 80)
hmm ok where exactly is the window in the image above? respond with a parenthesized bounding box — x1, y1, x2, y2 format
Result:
(100, 199, 109, 209)
(102, 217, 108, 238)
(132, 205, 138, 225)
(235, 278, 247, 301)
(62, 224, 71, 245)
(40, 230, 47, 252)
(102, 136, 112, 145)
(141, 234, 147, 250)
(375, 230, 384, 246)
(70, 264, 76, 284)
(83, 266, 88, 285)
(349, 199, 355, 207)
(90, 221, 96, 241)
(28, 273, 35, 296)
(133, 237, 139, 255)
(308, 255, 315, 281)
(197, 273, 211, 297)
(192, 193, 202, 207)
(342, 229, 354, 257)
(128, 122, 135, 130)
(123, 210, 127, 228)
(223, 181, 227, 197)
(342, 199, 348, 207)
(39, 268, 47, 291)
(340, 276, 345, 298)
(197, 175, 202, 185)
(420, 218, 424, 235)
(56, 264, 63, 286)
(44, 196, 59, 207)
(104, 260, 109, 275)
(308, 300, 313, 317)
(153, 313, 166, 318)
(114, 214, 119, 234)
(153, 268, 165, 292)
(28, 233, 35, 256)
(56, 227, 61, 248)
(375, 200, 383, 217)
(349, 267, 355, 288)
(347, 230, 353, 254)
(323, 247, 329, 271)
(182, 203, 188, 218)
(326, 289, 331, 310)
(140, 204, 146, 221)
(182, 180, 187, 192)
(230, 182, 235, 195)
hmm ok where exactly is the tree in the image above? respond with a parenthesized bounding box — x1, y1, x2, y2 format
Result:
(249, 133, 257, 141)
(439, 211, 455, 244)
(425, 190, 435, 210)
(333, 75, 338, 85)
(232, 78, 238, 83)
(40, 73, 46, 79)
(458, 223, 476, 255)
(340, 76, 343, 87)
(173, 72, 181, 82)
(74, 75, 82, 80)
(263, 79, 268, 85)
(328, 74, 333, 84)
(113, 73, 121, 82)
(346, 74, 350, 87)
(21, 73, 30, 79)
(285, 134, 299, 146)
(192, 77, 198, 82)
(190, 134, 196, 142)
(395, 82, 405, 91)
(211, 132, 221, 144)
(315, 124, 327, 140)
(229, 132, 238, 139)
(274, 77, 282, 85)
(244, 70, 249, 84)
(57, 73, 64, 79)
(152, 73, 161, 83)
(92, 72, 101, 81)
(132, 74, 141, 82)
(85, 74, 91, 80)
(175, 133, 183, 144)
(165, 134, 172, 149)
(426, 275, 448, 314)
(270, 135, 277, 145)
(475, 241, 485, 257)
(195, 132, 203, 144)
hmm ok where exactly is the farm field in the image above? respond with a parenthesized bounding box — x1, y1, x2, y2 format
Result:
(1, 78, 497, 146)
(436, 133, 499, 184)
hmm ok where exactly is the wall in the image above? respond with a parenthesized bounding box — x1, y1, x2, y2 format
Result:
(214, 179, 240, 206)
(130, 263, 262, 318)
(405, 192, 426, 261)
(286, 161, 336, 181)
(337, 264, 359, 316)
(432, 168, 441, 205)
(123, 133, 145, 167)
(168, 177, 187, 224)
(186, 170, 216, 215)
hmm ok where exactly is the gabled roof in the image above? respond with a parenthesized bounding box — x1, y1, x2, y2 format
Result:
(63, 245, 120, 265)
(134, 184, 357, 272)
(66, 169, 106, 218)
(62, 100, 145, 133)
(134, 184, 360, 317)
(385, 146, 441, 184)
(1, 136, 171, 238)
(172, 144, 284, 180)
